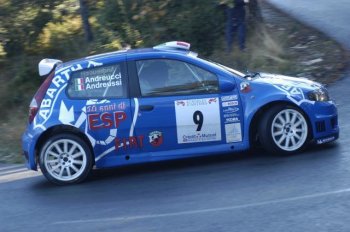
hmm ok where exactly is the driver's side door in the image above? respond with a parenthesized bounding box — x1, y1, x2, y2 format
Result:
(131, 58, 242, 157)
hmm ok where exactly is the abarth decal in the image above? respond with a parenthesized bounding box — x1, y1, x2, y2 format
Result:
(149, 131, 163, 147)
(34, 60, 104, 130)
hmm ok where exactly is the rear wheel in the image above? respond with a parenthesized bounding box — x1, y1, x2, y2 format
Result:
(39, 133, 93, 185)
(258, 105, 309, 155)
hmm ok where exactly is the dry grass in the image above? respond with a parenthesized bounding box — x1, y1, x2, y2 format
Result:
(210, 24, 293, 75)
(0, 109, 27, 163)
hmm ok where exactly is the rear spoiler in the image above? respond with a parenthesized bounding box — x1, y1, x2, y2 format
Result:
(38, 58, 63, 77)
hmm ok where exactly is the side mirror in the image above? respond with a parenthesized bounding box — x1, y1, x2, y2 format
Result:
(38, 58, 62, 76)
(219, 78, 236, 93)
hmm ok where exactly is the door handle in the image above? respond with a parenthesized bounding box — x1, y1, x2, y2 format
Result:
(139, 105, 154, 111)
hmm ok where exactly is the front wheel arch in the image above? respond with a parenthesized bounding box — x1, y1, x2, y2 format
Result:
(249, 101, 313, 150)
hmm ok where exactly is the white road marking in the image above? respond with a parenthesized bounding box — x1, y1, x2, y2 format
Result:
(0, 170, 40, 184)
(0, 164, 25, 172)
(53, 187, 350, 225)
(0, 168, 28, 176)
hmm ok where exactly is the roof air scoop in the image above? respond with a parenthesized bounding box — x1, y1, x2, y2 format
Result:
(153, 41, 191, 51)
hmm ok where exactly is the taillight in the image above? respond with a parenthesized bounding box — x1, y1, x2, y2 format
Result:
(28, 98, 38, 124)
(28, 71, 55, 124)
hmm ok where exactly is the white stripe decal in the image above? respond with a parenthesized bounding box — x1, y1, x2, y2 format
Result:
(129, 98, 139, 137)
(273, 85, 315, 106)
(95, 146, 115, 162)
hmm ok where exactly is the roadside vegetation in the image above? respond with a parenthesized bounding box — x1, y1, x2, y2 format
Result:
(0, 0, 347, 163)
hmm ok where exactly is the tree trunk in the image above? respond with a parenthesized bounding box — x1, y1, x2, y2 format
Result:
(79, 0, 93, 42)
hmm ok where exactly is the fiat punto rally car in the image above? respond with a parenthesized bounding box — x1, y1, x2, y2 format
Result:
(22, 41, 339, 184)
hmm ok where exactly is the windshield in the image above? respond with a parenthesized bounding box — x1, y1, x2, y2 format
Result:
(197, 57, 245, 78)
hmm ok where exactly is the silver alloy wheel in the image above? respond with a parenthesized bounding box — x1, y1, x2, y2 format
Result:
(271, 109, 308, 152)
(43, 139, 87, 182)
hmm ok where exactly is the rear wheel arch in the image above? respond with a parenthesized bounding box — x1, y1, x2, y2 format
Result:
(35, 125, 94, 168)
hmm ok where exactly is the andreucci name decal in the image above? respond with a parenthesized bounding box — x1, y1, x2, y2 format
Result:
(75, 73, 122, 91)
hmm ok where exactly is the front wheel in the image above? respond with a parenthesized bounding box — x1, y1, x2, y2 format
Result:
(258, 105, 310, 155)
(39, 133, 93, 185)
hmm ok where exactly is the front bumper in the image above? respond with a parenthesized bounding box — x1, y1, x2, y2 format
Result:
(303, 101, 339, 144)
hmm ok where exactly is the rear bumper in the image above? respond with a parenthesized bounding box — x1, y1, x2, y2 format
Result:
(21, 130, 37, 171)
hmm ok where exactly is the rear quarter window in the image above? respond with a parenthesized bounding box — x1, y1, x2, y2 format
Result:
(67, 63, 126, 99)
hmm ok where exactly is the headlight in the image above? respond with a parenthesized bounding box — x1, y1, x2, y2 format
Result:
(308, 89, 330, 102)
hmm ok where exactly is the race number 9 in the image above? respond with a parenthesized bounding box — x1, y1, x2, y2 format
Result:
(175, 98, 221, 144)
(193, 110, 203, 131)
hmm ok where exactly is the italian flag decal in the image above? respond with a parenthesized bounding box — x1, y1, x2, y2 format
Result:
(75, 78, 85, 91)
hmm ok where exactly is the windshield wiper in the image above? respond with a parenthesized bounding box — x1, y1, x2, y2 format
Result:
(243, 72, 261, 80)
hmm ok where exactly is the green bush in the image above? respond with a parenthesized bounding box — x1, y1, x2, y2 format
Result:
(37, 16, 86, 57)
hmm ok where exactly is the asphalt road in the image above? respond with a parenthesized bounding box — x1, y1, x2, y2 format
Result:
(1, 1, 350, 232)
(266, 0, 350, 49)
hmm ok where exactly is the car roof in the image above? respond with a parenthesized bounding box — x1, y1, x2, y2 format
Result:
(60, 48, 191, 68)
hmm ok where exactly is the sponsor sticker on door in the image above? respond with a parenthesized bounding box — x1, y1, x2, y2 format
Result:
(222, 101, 238, 107)
(225, 123, 242, 143)
(221, 95, 238, 102)
(175, 98, 221, 144)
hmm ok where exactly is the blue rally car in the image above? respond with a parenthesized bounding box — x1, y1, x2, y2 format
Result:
(22, 41, 339, 184)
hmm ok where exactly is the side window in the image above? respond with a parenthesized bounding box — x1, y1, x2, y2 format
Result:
(67, 63, 125, 98)
(136, 59, 219, 97)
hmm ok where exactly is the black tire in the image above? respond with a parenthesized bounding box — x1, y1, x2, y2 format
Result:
(39, 133, 93, 185)
(258, 105, 310, 155)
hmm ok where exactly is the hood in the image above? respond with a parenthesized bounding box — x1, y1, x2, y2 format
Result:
(253, 73, 323, 91)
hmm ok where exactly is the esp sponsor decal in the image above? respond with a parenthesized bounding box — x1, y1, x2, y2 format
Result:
(88, 111, 127, 130)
